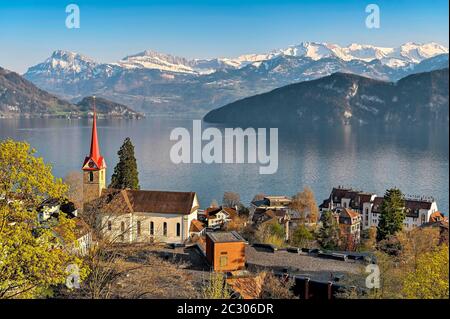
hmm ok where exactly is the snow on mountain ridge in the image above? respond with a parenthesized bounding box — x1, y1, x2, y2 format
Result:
(25, 42, 448, 77)
(26, 50, 98, 76)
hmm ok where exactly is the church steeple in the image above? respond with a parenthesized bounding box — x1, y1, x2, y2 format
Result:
(82, 96, 107, 205)
(82, 96, 106, 171)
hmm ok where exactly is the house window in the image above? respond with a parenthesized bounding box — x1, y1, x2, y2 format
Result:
(150, 221, 154, 236)
(163, 222, 167, 236)
(176, 223, 181, 237)
(137, 221, 141, 236)
(89, 171, 94, 182)
(107, 221, 112, 231)
(120, 221, 125, 241)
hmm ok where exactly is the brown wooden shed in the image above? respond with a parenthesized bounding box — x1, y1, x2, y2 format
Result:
(205, 231, 246, 272)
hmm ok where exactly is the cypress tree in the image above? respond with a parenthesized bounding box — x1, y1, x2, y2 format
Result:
(376, 188, 405, 242)
(109, 137, 140, 190)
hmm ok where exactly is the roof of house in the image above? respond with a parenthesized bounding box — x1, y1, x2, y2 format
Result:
(265, 196, 291, 202)
(226, 273, 266, 299)
(372, 196, 433, 217)
(206, 231, 246, 243)
(429, 211, 445, 223)
(205, 206, 222, 217)
(222, 207, 238, 219)
(252, 209, 277, 225)
(341, 207, 360, 219)
(74, 218, 91, 237)
(251, 198, 270, 207)
(404, 199, 433, 211)
(190, 219, 205, 233)
(94, 188, 197, 215)
(319, 198, 330, 209)
(328, 187, 375, 210)
(330, 187, 354, 201)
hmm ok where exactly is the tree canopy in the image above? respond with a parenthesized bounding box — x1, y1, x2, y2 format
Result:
(402, 244, 449, 299)
(109, 137, 140, 190)
(290, 187, 319, 223)
(0, 139, 85, 298)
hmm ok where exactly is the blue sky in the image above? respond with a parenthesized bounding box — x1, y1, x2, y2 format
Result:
(0, 0, 448, 73)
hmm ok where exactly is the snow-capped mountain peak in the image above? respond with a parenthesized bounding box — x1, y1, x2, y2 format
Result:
(26, 50, 98, 77)
(398, 42, 449, 63)
(277, 42, 338, 60)
(117, 50, 197, 74)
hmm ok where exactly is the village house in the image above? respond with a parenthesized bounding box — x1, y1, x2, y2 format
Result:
(319, 186, 440, 231)
(249, 195, 293, 239)
(251, 209, 291, 241)
(189, 219, 206, 238)
(250, 195, 292, 214)
(38, 199, 92, 256)
(81, 104, 199, 244)
(203, 206, 238, 228)
(335, 207, 361, 244)
(370, 196, 439, 230)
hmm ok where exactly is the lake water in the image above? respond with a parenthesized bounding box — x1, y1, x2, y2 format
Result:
(0, 116, 448, 214)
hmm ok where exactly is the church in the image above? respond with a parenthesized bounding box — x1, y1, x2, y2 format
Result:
(81, 100, 199, 244)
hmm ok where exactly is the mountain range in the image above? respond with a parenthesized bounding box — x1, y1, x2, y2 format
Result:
(0, 67, 141, 118)
(23, 42, 449, 113)
(204, 68, 449, 126)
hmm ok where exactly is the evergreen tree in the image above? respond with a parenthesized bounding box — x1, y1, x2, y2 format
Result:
(317, 210, 340, 250)
(109, 137, 140, 190)
(376, 188, 405, 242)
(291, 224, 314, 248)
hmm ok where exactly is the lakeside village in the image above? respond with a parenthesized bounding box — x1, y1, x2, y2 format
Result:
(1, 111, 448, 300)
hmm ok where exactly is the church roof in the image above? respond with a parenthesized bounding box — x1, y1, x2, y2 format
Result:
(92, 188, 198, 215)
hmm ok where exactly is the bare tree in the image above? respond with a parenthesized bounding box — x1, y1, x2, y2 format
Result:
(260, 272, 296, 299)
(223, 192, 241, 208)
(209, 199, 219, 208)
(64, 171, 83, 209)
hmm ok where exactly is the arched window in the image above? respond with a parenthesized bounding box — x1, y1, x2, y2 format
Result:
(150, 221, 154, 236)
(176, 223, 181, 237)
(89, 171, 94, 182)
(163, 222, 167, 236)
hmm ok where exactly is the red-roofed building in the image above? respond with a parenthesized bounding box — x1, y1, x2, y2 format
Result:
(336, 208, 361, 245)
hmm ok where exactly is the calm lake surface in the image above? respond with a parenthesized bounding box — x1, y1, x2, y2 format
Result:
(0, 116, 448, 213)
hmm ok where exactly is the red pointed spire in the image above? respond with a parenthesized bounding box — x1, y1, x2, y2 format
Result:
(82, 96, 106, 170)
(90, 97, 101, 162)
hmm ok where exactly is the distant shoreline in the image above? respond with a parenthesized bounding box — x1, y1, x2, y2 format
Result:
(0, 112, 145, 120)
